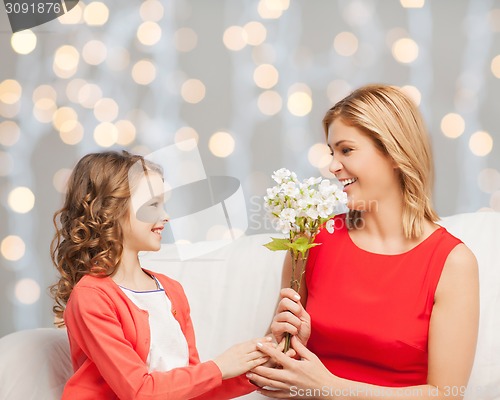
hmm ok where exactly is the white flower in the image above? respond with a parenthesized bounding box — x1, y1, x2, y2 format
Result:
(304, 177, 322, 186)
(282, 181, 299, 197)
(325, 219, 335, 234)
(306, 207, 319, 220)
(280, 208, 297, 223)
(276, 219, 291, 234)
(272, 168, 291, 184)
(317, 202, 334, 219)
(266, 186, 280, 200)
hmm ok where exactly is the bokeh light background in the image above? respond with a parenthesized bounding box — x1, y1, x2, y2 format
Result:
(1, 0, 499, 336)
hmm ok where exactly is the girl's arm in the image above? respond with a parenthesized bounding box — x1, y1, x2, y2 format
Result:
(64, 285, 265, 400)
(249, 244, 480, 400)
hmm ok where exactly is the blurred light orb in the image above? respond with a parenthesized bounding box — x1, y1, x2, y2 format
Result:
(33, 98, 57, 123)
(115, 120, 136, 145)
(469, 131, 493, 156)
(223, 26, 247, 51)
(257, 90, 282, 116)
(400, 0, 425, 7)
(1, 235, 25, 261)
(0, 103, 20, 118)
(209, 131, 235, 158)
(441, 113, 465, 138)
(0, 151, 13, 176)
(478, 168, 500, 194)
(65, 79, 87, 103)
(84, 2, 109, 26)
(490, 191, 500, 211)
(59, 121, 84, 145)
(15, 279, 41, 305)
(343, 1, 373, 27)
(244, 21, 267, 46)
(333, 31, 359, 57)
(140, 0, 164, 22)
(400, 85, 421, 105)
(59, 1, 83, 24)
(258, 0, 288, 19)
(181, 79, 206, 104)
(53, 45, 80, 78)
(0, 80, 22, 104)
(175, 127, 199, 151)
(137, 21, 162, 46)
(327, 80, 351, 104)
(52, 106, 78, 131)
(11, 30, 37, 54)
(254, 64, 279, 89)
(82, 40, 107, 65)
(491, 55, 500, 79)
(392, 38, 419, 64)
(174, 27, 198, 52)
(308, 143, 332, 168)
(33, 84, 57, 103)
(489, 9, 500, 32)
(0, 121, 21, 147)
(78, 83, 103, 108)
(94, 98, 119, 122)
(287, 84, 312, 117)
(94, 122, 118, 147)
(53, 168, 72, 193)
(132, 60, 156, 85)
(8, 187, 35, 214)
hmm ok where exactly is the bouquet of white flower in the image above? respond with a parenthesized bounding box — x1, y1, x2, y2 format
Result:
(263, 168, 347, 351)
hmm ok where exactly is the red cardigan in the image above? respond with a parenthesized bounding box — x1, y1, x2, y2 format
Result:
(63, 271, 255, 400)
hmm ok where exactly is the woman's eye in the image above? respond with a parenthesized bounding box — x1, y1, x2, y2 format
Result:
(342, 148, 352, 154)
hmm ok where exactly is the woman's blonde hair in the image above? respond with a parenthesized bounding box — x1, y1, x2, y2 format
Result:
(322, 84, 438, 239)
(49, 151, 161, 326)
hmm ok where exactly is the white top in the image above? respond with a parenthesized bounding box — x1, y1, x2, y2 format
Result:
(120, 276, 189, 372)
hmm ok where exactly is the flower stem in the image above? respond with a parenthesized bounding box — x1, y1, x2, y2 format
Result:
(283, 247, 309, 353)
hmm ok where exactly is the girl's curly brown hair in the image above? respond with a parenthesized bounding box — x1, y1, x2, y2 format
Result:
(49, 150, 161, 326)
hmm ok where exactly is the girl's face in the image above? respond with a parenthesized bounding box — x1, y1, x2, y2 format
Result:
(122, 172, 169, 253)
(327, 118, 400, 211)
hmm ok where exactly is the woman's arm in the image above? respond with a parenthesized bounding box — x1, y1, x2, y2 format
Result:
(249, 244, 480, 400)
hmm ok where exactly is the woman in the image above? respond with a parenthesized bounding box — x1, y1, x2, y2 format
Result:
(248, 84, 479, 399)
(50, 151, 270, 399)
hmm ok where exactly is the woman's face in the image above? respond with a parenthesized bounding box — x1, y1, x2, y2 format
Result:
(327, 118, 400, 212)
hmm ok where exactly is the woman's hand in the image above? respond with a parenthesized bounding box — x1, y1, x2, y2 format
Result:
(213, 337, 272, 380)
(246, 336, 335, 398)
(271, 288, 311, 346)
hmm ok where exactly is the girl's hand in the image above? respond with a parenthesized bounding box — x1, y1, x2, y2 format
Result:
(271, 288, 311, 346)
(213, 337, 272, 379)
(247, 336, 335, 398)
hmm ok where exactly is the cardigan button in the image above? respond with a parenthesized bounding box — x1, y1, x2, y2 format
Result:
(172, 309, 177, 316)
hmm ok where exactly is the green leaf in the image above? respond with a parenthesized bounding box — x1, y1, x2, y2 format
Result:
(288, 236, 321, 257)
(263, 237, 291, 252)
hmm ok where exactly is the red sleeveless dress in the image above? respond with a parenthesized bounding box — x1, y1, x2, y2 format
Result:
(305, 214, 462, 387)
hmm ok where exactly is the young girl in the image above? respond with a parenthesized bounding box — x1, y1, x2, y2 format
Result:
(248, 85, 479, 399)
(50, 151, 269, 399)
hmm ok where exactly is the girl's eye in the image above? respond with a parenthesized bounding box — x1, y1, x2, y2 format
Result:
(342, 148, 352, 154)
(149, 202, 158, 207)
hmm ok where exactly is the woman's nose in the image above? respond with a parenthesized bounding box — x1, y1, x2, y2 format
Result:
(329, 155, 342, 174)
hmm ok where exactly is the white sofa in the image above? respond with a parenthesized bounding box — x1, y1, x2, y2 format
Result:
(0, 212, 499, 400)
